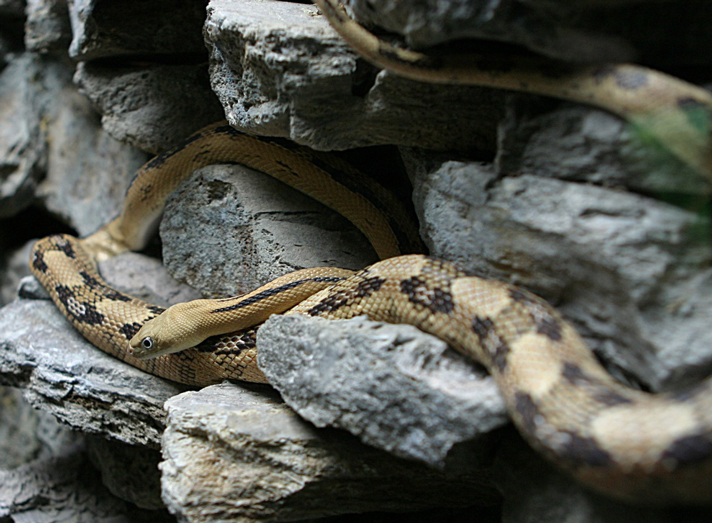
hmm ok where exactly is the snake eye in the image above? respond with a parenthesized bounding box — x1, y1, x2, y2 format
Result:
(141, 337, 154, 350)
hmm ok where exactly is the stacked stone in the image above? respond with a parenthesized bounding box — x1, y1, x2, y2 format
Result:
(0, 0, 711, 521)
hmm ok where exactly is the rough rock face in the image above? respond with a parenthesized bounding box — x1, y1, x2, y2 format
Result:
(0, 0, 711, 521)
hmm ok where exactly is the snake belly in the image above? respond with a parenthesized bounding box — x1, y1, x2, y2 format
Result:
(30, 3, 712, 506)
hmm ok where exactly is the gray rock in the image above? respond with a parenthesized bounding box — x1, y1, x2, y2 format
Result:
(67, 0, 207, 60)
(0, 298, 182, 447)
(0, 389, 171, 522)
(160, 163, 377, 298)
(161, 382, 500, 522)
(36, 61, 150, 236)
(0, 448, 174, 522)
(404, 149, 712, 391)
(25, 0, 72, 53)
(342, 0, 712, 66)
(205, 0, 503, 151)
(0, 248, 201, 447)
(496, 96, 709, 196)
(258, 314, 507, 468)
(74, 61, 225, 154)
(0, 240, 34, 306)
(0, 54, 45, 219)
(87, 436, 164, 510)
(0, 386, 43, 469)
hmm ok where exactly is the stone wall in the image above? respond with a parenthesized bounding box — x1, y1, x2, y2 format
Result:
(0, 0, 711, 521)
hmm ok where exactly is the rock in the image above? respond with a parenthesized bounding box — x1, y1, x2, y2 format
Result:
(160, 163, 378, 298)
(87, 436, 165, 510)
(342, 0, 712, 66)
(161, 382, 500, 521)
(0, 386, 44, 469)
(0, 240, 34, 306)
(0, 387, 171, 522)
(404, 149, 712, 391)
(74, 61, 225, 154)
(258, 314, 507, 468)
(25, 0, 72, 53)
(36, 60, 150, 237)
(205, 0, 503, 151)
(0, 247, 202, 447)
(0, 298, 182, 447)
(67, 0, 208, 60)
(496, 96, 710, 196)
(0, 54, 45, 219)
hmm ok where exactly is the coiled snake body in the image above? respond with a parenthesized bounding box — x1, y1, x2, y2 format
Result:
(30, 0, 712, 506)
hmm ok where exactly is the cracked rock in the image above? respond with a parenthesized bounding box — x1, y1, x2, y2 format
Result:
(342, 0, 712, 66)
(161, 382, 500, 522)
(161, 163, 378, 298)
(405, 149, 712, 391)
(205, 0, 504, 152)
(258, 314, 508, 468)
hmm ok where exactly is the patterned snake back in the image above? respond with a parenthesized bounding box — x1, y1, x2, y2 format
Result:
(29, 0, 712, 506)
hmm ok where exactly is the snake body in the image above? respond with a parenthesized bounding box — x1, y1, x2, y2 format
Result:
(30, 0, 712, 506)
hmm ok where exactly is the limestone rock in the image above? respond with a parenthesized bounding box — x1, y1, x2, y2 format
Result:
(205, 0, 503, 152)
(496, 96, 709, 196)
(36, 61, 150, 236)
(25, 0, 72, 53)
(258, 314, 508, 467)
(161, 382, 500, 522)
(74, 61, 225, 154)
(160, 163, 378, 298)
(404, 149, 712, 391)
(0, 249, 201, 447)
(67, 0, 207, 60)
(0, 54, 45, 219)
(342, 0, 712, 66)
(0, 240, 34, 306)
(87, 436, 164, 510)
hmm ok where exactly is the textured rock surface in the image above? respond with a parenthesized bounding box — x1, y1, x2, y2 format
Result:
(496, 97, 709, 196)
(161, 382, 500, 522)
(0, 0, 711, 519)
(405, 149, 712, 391)
(74, 62, 225, 154)
(258, 315, 507, 467)
(342, 0, 712, 65)
(205, 0, 504, 152)
(66, 0, 207, 60)
(161, 163, 377, 298)
(0, 249, 200, 447)
(0, 387, 172, 521)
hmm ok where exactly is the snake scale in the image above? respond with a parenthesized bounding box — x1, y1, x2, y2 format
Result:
(29, 0, 712, 506)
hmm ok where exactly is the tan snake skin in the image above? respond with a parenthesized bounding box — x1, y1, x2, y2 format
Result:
(30, 0, 712, 506)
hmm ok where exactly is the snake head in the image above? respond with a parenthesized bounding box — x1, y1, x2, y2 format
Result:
(129, 302, 207, 359)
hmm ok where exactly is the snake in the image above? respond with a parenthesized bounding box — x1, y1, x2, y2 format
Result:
(28, 0, 712, 506)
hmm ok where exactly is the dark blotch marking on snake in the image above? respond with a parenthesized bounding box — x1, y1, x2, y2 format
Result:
(562, 362, 632, 407)
(55, 284, 105, 325)
(119, 322, 142, 340)
(401, 275, 455, 314)
(509, 288, 563, 341)
(514, 392, 541, 435)
(54, 237, 76, 259)
(662, 434, 712, 467)
(32, 251, 48, 273)
(472, 316, 510, 372)
(212, 277, 343, 314)
(559, 431, 614, 468)
(354, 275, 385, 297)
